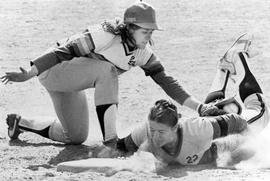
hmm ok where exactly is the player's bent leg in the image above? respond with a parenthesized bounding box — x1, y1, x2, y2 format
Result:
(237, 52, 262, 101)
(204, 34, 250, 103)
(38, 57, 103, 92)
(94, 61, 119, 144)
(6, 91, 90, 144)
(96, 104, 118, 144)
(233, 52, 269, 131)
(48, 90, 89, 144)
(207, 34, 253, 101)
(241, 94, 270, 132)
(6, 114, 58, 140)
(218, 33, 253, 77)
(205, 69, 229, 104)
(38, 57, 120, 144)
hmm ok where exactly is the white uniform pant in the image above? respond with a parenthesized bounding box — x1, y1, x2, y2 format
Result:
(241, 93, 269, 133)
(38, 57, 119, 144)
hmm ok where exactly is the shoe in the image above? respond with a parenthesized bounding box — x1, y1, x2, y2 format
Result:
(6, 114, 22, 140)
(103, 137, 118, 149)
(218, 33, 253, 75)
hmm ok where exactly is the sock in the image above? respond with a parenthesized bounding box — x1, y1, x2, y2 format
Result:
(19, 125, 50, 138)
(18, 117, 55, 139)
(238, 52, 262, 102)
(205, 70, 230, 103)
(96, 104, 117, 142)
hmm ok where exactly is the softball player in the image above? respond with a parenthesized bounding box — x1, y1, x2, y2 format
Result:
(1, 2, 218, 145)
(115, 34, 270, 165)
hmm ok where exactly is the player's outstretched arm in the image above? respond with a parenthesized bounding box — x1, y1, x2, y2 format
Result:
(1, 65, 38, 84)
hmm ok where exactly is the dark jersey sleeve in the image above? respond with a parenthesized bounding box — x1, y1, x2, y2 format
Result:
(117, 122, 149, 153)
(210, 113, 248, 139)
(140, 54, 191, 105)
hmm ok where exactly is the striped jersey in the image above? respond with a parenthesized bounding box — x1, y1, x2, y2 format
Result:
(30, 23, 191, 105)
(60, 25, 153, 71)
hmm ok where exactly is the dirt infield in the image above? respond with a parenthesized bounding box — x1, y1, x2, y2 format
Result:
(1, 0, 270, 180)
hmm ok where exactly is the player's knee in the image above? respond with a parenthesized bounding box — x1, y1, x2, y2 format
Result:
(68, 131, 88, 145)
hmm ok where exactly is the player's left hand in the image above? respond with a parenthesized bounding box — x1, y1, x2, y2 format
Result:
(198, 104, 227, 117)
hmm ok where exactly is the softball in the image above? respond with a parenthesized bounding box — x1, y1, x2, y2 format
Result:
(223, 103, 239, 113)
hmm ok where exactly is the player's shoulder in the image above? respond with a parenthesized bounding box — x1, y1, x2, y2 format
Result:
(180, 117, 213, 138)
(86, 24, 117, 49)
(133, 45, 156, 66)
(133, 44, 153, 56)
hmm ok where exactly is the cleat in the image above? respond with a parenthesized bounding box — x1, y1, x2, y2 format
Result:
(6, 114, 22, 140)
(218, 33, 253, 75)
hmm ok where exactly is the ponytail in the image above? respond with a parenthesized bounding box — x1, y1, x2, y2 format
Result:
(101, 19, 154, 47)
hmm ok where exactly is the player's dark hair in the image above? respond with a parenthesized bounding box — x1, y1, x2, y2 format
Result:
(148, 99, 178, 127)
(101, 19, 153, 47)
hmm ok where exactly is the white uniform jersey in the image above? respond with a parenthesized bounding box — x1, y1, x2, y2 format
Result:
(90, 26, 153, 71)
(31, 23, 192, 105)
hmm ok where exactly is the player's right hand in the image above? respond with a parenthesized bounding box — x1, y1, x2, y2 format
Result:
(97, 146, 125, 158)
(1, 67, 32, 84)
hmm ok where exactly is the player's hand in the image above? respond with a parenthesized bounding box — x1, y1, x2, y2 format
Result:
(97, 146, 125, 158)
(1, 67, 33, 84)
(198, 103, 226, 116)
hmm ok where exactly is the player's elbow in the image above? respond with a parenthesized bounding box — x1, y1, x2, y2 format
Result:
(226, 113, 248, 134)
(212, 113, 248, 139)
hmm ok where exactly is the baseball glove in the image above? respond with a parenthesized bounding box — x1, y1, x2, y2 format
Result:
(198, 103, 228, 117)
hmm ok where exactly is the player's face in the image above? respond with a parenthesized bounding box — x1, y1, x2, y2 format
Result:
(149, 121, 176, 147)
(132, 28, 154, 49)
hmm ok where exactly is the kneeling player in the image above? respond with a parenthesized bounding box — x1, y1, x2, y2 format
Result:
(114, 34, 270, 165)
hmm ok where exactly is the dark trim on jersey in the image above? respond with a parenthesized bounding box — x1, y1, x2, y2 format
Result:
(18, 125, 50, 138)
(247, 93, 265, 124)
(215, 116, 228, 137)
(122, 42, 135, 56)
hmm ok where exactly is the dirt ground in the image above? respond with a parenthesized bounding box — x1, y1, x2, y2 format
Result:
(1, 0, 270, 180)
